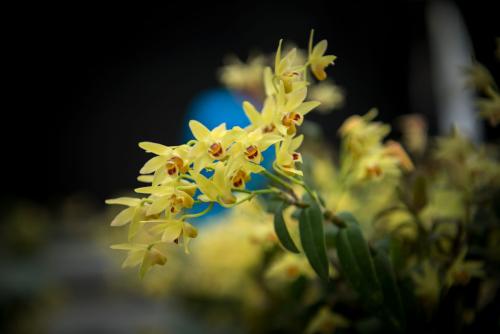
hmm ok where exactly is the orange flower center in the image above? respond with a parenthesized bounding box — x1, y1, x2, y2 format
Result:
(262, 123, 275, 133)
(245, 145, 259, 160)
(166, 156, 184, 175)
(169, 194, 185, 213)
(366, 165, 383, 178)
(286, 265, 300, 278)
(232, 170, 249, 188)
(208, 142, 224, 158)
(282, 112, 302, 128)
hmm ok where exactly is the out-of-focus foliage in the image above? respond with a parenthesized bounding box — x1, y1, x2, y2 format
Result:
(465, 55, 500, 126)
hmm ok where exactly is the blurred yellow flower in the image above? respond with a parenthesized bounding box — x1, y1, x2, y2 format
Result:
(266, 253, 316, 283)
(110, 243, 167, 278)
(105, 197, 142, 227)
(477, 90, 500, 126)
(218, 54, 266, 92)
(309, 80, 345, 113)
(412, 260, 441, 307)
(445, 248, 484, 287)
(306, 306, 349, 334)
(308, 31, 337, 81)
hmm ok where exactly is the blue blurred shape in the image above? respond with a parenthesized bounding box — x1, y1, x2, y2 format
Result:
(182, 88, 251, 139)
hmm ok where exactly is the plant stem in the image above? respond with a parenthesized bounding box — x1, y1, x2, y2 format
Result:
(323, 210, 347, 228)
(180, 174, 196, 182)
(261, 169, 295, 191)
(181, 202, 214, 220)
(271, 162, 320, 203)
(272, 162, 304, 186)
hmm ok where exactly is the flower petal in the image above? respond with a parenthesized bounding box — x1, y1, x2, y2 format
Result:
(122, 250, 145, 268)
(139, 142, 171, 155)
(312, 40, 328, 58)
(110, 243, 148, 251)
(140, 156, 168, 174)
(147, 196, 171, 216)
(243, 101, 261, 125)
(189, 120, 210, 141)
(287, 88, 307, 110)
(291, 135, 304, 151)
(111, 207, 135, 226)
(105, 197, 141, 207)
(161, 221, 184, 242)
(295, 101, 321, 116)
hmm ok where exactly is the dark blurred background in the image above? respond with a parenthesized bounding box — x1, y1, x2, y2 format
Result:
(3, 0, 499, 205)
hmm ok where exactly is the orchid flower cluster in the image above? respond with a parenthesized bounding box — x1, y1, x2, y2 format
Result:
(106, 31, 337, 277)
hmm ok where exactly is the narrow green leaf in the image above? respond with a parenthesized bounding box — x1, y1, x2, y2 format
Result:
(299, 197, 329, 281)
(336, 225, 365, 291)
(335, 212, 383, 307)
(373, 248, 406, 332)
(274, 202, 300, 253)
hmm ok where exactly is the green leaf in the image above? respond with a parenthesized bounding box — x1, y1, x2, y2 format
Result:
(324, 224, 338, 249)
(335, 212, 383, 307)
(373, 248, 406, 332)
(299, 196, 329, 281)
(274, 202, 300, 253)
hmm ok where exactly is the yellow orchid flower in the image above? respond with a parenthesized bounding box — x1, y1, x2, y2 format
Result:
(106, 197, 163, 240)
(445, 248, 484, 287)
(143, 219, 198, 254)
(110, 243, 167, 278)
(134, 179, 196, 215)
(274, 40, 303, 93)
(225, 156, 265, 189)
(275, 134, 304, 176)
(105, 197, 142, 227)
(138, 142, 191, 186)
(243, 96, 280, 133)
(189, 120, 242, 171)
(142, 191, 194, 216)
(308, 31, 337, 81)
(230, 128, 282, 164)
(274, 85, 320, 135)
(192, 162, 236, 205)
(383, 140, 414, 172)
(339, 109, 391, 156)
